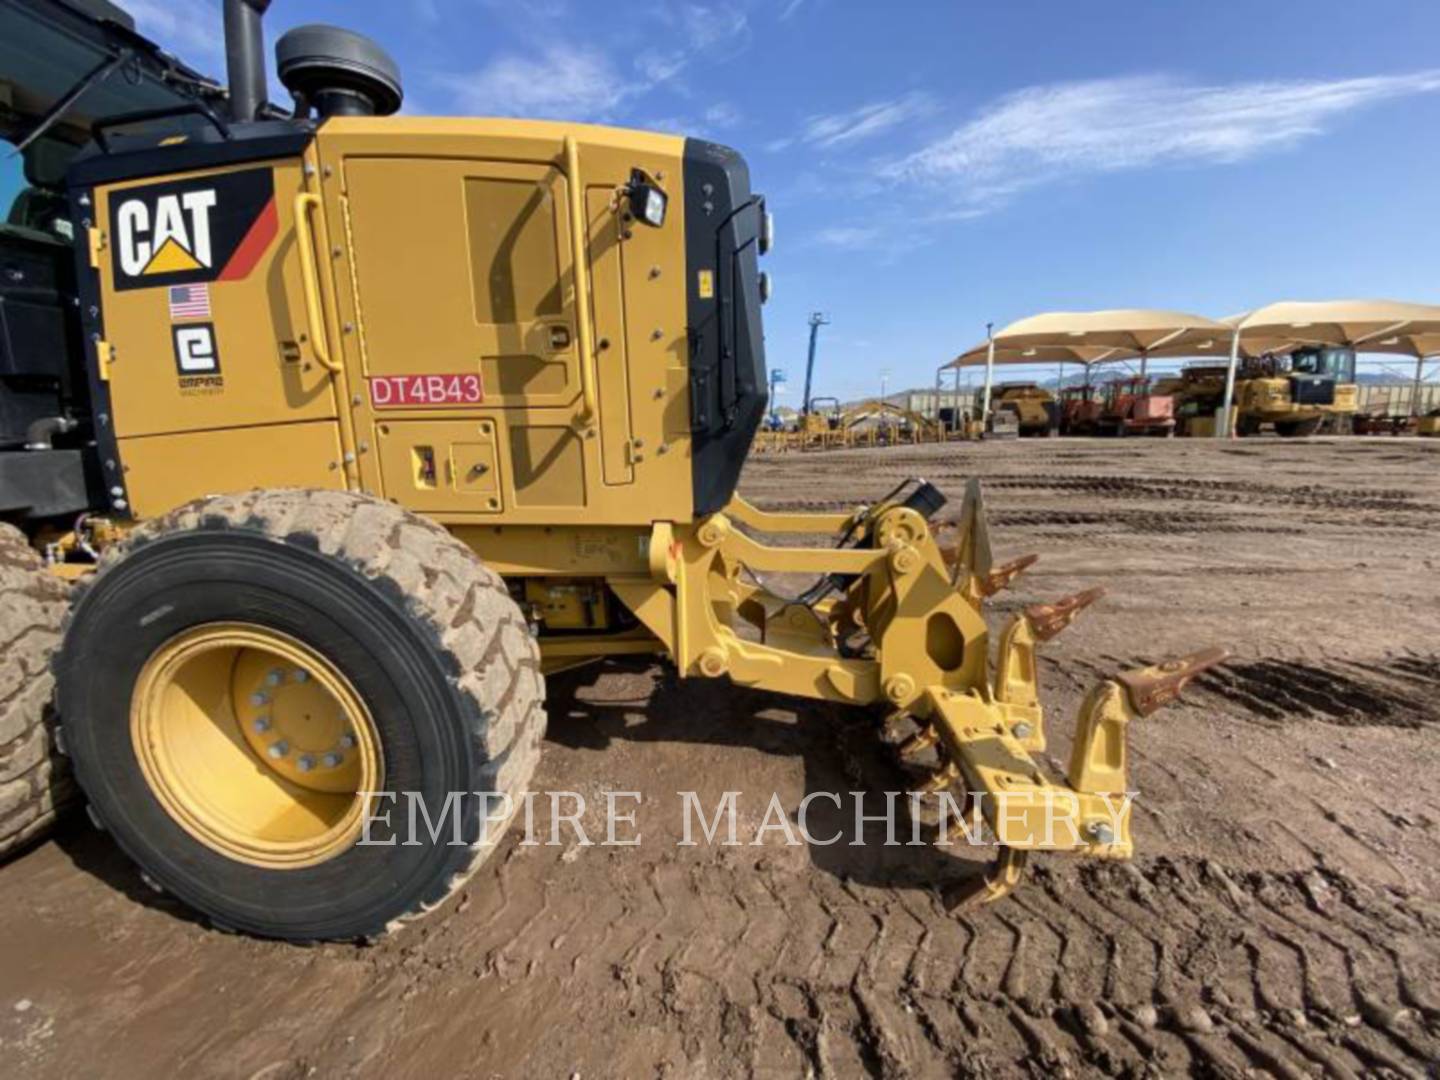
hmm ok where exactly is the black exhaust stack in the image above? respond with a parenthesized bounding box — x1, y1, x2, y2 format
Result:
(224, 0, 272, 122)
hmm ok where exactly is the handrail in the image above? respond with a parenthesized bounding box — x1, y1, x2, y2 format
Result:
(293, 192, 340, 374)
(563, 136, 598, 425)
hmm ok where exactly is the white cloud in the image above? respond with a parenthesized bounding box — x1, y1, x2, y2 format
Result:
(886, 71, 1440, 212)
(441, 3, 750, 122)
(125, 0, 224, 63)
(704, 101, 742, 128)
(440, 45, 630, 119)
(779, 0, 807, 19)
(812, 225, 883, 250)
(633, 5, 750, 91)
(797, 92, 934, 149)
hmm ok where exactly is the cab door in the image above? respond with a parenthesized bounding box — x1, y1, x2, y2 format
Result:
(337, 152, 636, 514)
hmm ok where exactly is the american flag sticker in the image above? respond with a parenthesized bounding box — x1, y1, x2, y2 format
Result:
(168, 283, 212, 320)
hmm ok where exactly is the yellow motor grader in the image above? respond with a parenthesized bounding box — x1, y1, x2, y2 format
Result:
(0, 0, 1223, 940)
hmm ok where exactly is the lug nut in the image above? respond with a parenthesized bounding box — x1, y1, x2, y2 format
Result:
(250, 692, 269, 707)
(252, 716, 271, 734)
(292, 669, 310, 683)
(322, 752, 342, 768)
(267, 741, 290, 759)
(1013, 722, 1033, 739)
(297, 755, 315, 773)
(338, 733, 356, 750)
(266, 669, 284, 687)
(1087, 821, 1115, 844)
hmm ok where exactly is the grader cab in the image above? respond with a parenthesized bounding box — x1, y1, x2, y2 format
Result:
(0, 0, 1226, 940)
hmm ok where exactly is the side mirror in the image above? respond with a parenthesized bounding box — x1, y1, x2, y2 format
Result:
(625, 168, 668, 227)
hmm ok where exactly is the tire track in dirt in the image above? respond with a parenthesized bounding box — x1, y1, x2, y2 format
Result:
(341, 840, 1440, 1078)
(1196, 654, 1440, 729)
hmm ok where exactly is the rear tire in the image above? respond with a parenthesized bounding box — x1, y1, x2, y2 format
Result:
(57, 489, 544, 940)
(0, 524, 71, 859)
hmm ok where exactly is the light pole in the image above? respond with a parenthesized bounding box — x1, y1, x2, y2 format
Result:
(801, 312, 830, 414)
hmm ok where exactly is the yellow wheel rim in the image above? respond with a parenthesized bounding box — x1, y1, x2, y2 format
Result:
(131, 623, 384, 870)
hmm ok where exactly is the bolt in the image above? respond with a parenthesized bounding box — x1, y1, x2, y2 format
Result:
(252, 716, 271, 734)
(649, 266, 661, 279)
(79, 193, 91, 207)
(322, 752, 342, 768)
(266, 670, 284, 687)
(338, 733, 357, 750)
(653, 388, 664, 399)
(1012, 722, 1033, 740)
(267, 740, 290, 759)
(1087, 821, 1116, 844)
(352, 394, 363, 406)
(293, 669, 310, 683)
(112, 499, 127, 511)
(651, 328, 664, 341)
(344, 322, 355, 334)
(250, 692, 268, 707)
(109, 486, 124, 497)
(332, 246, 343, 257)
(297, 755, 315, 773)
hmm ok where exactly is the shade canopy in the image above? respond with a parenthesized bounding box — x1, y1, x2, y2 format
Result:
(989, 309, 1231, 353)
(1231, 299, 1440, 351)
(945, 342, 1127, 369)
(949, 300, 1440, 369)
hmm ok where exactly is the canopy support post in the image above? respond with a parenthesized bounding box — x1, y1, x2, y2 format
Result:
(1218, 327, 1242, 438)
(953, 362, 961, 434)
(1414, 356, 1427, 418)
(981, 323, 996, 430)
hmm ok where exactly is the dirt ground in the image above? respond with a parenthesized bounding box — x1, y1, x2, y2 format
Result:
(2, 436, 1439, 1078)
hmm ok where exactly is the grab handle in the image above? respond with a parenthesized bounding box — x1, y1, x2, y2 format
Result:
(293, 192, 340, 374)
(563, 136, 598, 425)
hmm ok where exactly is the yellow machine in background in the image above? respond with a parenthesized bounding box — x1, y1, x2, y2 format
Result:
(0, 0, 1223, 941)
(1165, 346, 1359, 436)
(991, 383, 1058, 436)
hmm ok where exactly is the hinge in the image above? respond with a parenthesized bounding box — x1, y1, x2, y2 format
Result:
(94, 338, 114, 382)
(87, 227, 107, 270)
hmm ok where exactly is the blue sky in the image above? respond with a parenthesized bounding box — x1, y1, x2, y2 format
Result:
(113, 1, 1440, 397)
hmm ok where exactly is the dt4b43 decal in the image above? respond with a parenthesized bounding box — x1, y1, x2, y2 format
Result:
(369, 373, 485, 408)
(110, 168, 278, 291)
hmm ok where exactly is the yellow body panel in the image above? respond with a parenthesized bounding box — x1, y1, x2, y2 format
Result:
(314, 118, 694, 527)
(119, 420, 345, 518)
(96, 158, 340, 439)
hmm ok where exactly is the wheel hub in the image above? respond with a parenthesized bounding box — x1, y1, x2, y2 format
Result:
(131, 623, 383, 870)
